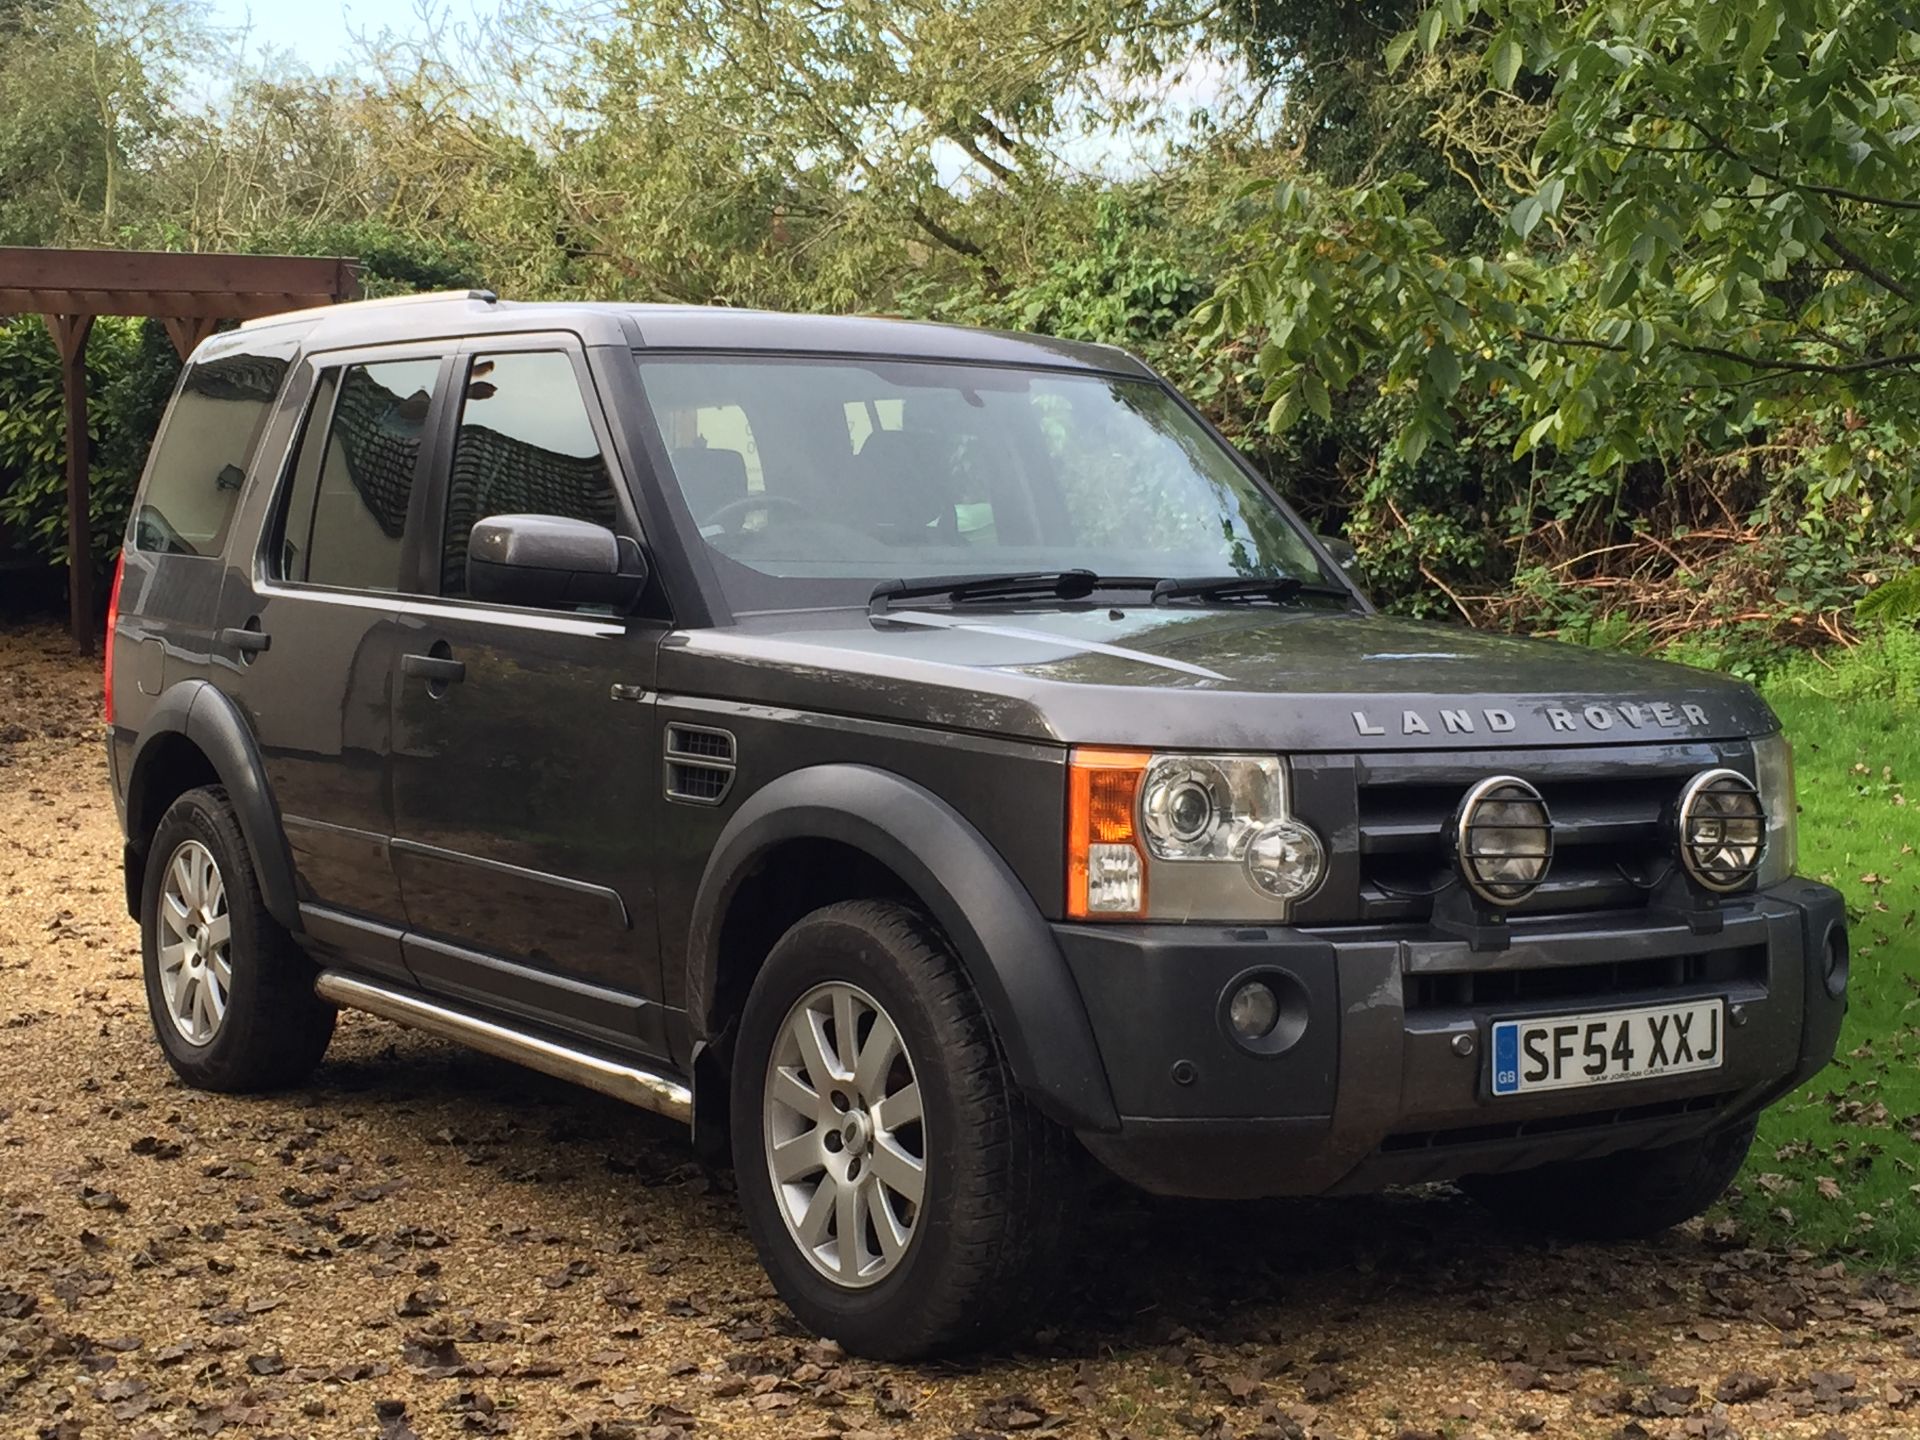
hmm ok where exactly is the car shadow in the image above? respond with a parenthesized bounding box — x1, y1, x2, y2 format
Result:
(305, 1021, 1710, 1360)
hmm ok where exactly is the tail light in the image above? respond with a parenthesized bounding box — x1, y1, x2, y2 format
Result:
(103, 549, 126, 724)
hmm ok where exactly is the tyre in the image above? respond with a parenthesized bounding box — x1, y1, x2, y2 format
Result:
(1460, 1117, 1757, 1240)
(140, 786, 335, 1092)
(729, 900, 1078, 1358)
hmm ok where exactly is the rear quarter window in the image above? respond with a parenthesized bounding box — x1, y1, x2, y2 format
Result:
(131, 350, 291, 557)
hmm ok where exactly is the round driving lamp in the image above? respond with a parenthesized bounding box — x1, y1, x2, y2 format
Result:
(1677, 768, 1766, 892)
(1455, 776, 1553, 906)
(1243, 819, 1325, 902)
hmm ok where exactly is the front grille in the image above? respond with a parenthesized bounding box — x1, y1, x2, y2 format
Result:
(1404, 945, 1767, 1011)
(1346, 743, 1745, 923)
(1380, 1091, 1733, 1153)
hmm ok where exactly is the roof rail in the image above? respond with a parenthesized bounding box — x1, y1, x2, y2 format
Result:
(239, 287, 498, 329)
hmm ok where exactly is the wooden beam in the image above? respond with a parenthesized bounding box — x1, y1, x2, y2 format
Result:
(44, 313, 96, 654)
(0, 287, 352, 321)
(0, 248, 361, 301)
(162, 314, 219, 359)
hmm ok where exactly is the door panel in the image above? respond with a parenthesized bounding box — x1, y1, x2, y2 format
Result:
(388, 342, 670, 1054)
(215, 589, 403, 934)
(214, 351, 451, 969)
(389, 610, 664, 1047)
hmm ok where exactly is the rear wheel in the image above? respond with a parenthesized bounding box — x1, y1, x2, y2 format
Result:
(730, 900, 1078, 1358)
(1460, 1118, 1757, 1240)
(140, 786, 335, 1092)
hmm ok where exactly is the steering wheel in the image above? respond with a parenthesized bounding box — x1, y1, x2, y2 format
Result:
(702, 492, 818, 532)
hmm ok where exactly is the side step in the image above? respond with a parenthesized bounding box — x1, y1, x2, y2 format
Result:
(315, 970, 693, 1125)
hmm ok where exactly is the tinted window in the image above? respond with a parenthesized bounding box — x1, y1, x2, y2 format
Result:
(275, 358, 439, 592)
(132, 351, 290, 556)
(638, 357, 1331, 613)
(441, 352, 619, 599)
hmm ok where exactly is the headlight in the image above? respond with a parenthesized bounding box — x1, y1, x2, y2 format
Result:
(1140, 754, 1282, 861)
(1067, 749, 1324, 920)
(1752, 731, 1798, 887)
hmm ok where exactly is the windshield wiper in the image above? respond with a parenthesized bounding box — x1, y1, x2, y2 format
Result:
(870, 570, 1160, 613)
(1150, 574, 1354, 606)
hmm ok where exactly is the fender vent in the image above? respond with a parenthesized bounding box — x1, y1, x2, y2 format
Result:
(665, 723, 736, 805)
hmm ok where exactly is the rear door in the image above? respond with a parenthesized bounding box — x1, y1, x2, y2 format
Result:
(386, 337, 672, 1056)
(213, 346, 455, 977)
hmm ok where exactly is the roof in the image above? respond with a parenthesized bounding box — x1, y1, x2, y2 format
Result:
(232, 291, 1153, 376)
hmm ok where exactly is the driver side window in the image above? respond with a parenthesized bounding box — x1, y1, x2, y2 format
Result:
(440, 351, 621, 603)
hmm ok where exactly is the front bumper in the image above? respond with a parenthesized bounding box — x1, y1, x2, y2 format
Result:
(1058, 879, 1848, 1198)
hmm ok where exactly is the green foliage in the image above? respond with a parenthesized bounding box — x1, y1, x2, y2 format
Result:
(1857, 569, 1920, 628)
(906, 192, 1207, 352)
(1, 0, 1916, 646)
(1194, 0, 1920, 631)
(1209, 0, 1920, 484)
(1766, 625, 1920, 710)
(0, 316, 172, 570)
(1724, 672, 1920, 1266)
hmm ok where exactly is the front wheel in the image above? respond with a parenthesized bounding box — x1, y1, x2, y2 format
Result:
(730, 900, 1078, 1358)
(1460, 1117, 1757, 1240)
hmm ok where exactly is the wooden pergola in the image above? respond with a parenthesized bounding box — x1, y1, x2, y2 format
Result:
(0, 248, 362, 651)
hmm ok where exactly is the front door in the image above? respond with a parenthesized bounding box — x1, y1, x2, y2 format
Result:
(387, 341, 671, 1057)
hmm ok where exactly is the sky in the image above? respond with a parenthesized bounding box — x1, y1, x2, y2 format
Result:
(201, 0, 504, 75)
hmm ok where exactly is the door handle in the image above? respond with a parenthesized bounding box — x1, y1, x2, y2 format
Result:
(217, 626, 270, 654)
(401, 653, 466, 684)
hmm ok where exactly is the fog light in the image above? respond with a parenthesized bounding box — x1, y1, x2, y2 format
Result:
(1229, 981, 1280, 1040)
(1824, 926, 1849, 999)
(1244, 819, 1325, 902)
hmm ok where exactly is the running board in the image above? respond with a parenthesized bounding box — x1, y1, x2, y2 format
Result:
(314, 970, 693, 1125)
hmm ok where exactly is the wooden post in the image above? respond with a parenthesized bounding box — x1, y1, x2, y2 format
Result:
(162, 314, 217, 360)
(45, 313, 96, 654)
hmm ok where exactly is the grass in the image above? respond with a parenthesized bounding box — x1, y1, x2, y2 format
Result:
(1717, 636, 1920, 1267)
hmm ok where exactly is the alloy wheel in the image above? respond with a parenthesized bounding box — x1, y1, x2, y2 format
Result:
(156, 839, 232, 1047)
(763, 982, 926, 1288)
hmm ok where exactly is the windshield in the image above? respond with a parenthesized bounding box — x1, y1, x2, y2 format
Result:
(635, 354, 1336, 613)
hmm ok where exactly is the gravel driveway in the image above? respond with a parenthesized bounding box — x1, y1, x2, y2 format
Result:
(2, 621, 1916, 1440)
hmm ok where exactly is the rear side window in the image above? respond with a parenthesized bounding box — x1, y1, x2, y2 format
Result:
(440, 351, 620, 598)
(132, 351, 290, 556)
(275, 358, 440, 592)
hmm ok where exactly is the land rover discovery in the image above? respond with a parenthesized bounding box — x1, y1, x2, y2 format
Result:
(105, 292, 1849, 1357)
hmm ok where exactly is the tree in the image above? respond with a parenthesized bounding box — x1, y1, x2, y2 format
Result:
(1207, 0, 1920, 519)
(0, 0, 206, 241)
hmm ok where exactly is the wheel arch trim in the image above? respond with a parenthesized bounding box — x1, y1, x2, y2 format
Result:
(125, 679, 302, 932)
(686, 764, 1119, 1133)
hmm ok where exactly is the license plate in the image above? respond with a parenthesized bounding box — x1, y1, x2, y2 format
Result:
(1489, 999, 1726, 1097)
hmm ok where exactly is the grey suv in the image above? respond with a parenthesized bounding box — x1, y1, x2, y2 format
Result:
(106, 292, 1848, 1357)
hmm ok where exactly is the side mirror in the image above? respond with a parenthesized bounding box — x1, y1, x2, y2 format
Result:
(1318, 533, 1361, 576)
(467, 514, 648, 611)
